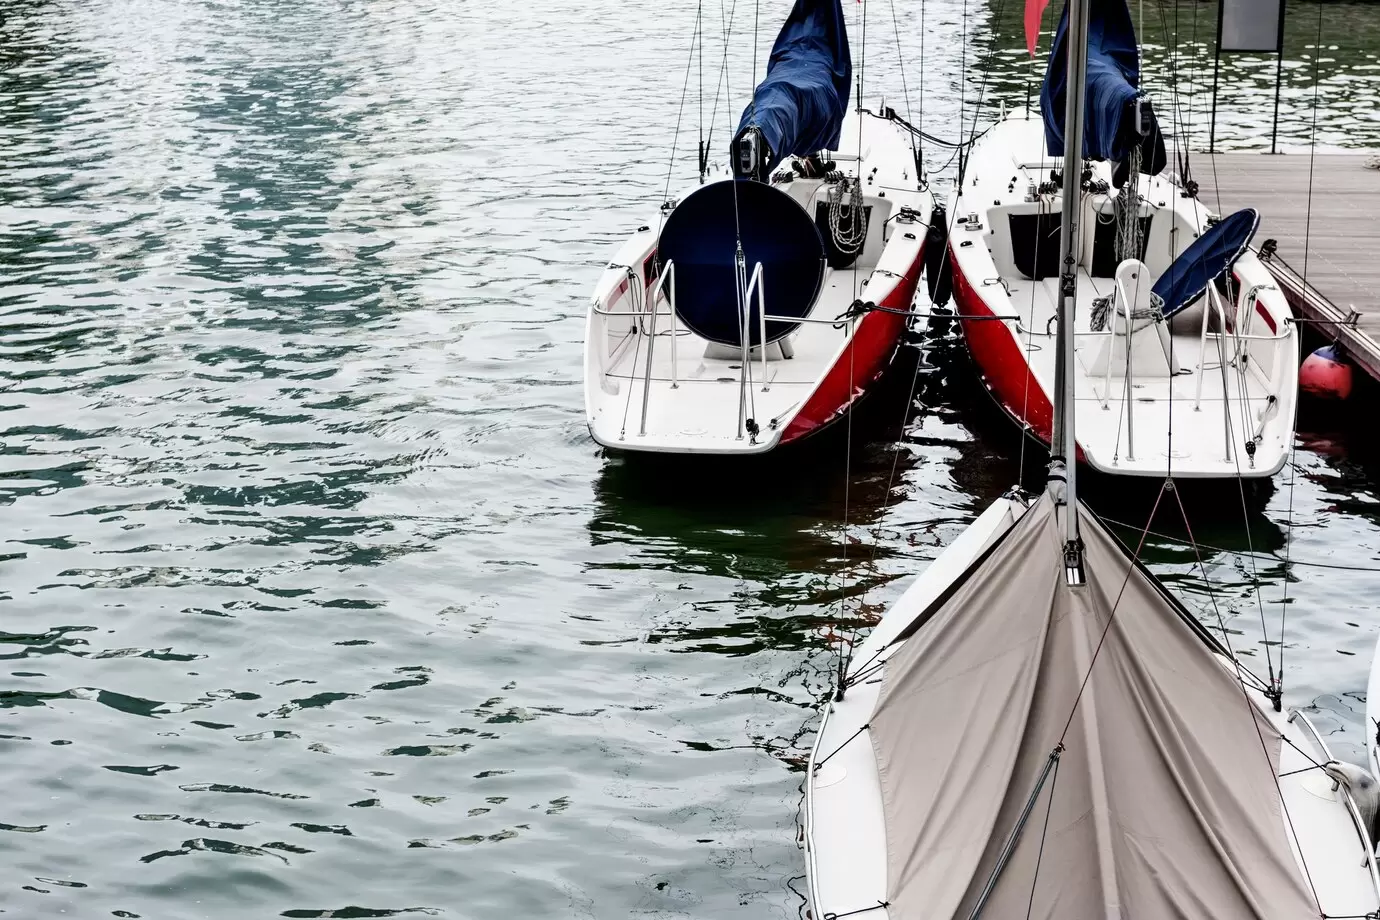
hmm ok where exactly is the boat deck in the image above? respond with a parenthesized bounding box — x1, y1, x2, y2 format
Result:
(1195, 151, 1380, 381)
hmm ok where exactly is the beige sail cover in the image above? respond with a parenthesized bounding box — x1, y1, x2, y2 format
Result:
(870, 494, 1316, 920)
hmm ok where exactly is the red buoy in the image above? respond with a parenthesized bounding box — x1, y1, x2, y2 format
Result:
(1299, 344, 1354, 400)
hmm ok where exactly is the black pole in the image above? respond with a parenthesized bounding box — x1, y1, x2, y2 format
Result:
(1270, 52, 1284, 154)
(1270, 1, 1287, 154)
(1208, 46, 1222, 153)
(1210, 0, 1225, 153)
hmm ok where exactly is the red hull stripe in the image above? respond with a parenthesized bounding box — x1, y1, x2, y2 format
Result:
(951, 249, 1085, 461)
(780, 245, 925, 443)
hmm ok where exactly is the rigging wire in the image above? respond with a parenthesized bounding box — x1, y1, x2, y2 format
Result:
(661, 9, 705, 207)
(1096, 515, 1380, 574)
(835, 0, 869, 694)
(919, 0, 925, 136)
(887, 0, 918, 170)
(843, 0, 1010, 683)
(1169, 483, 1325, 915)
(704, 0, 741, 170)
(1282, 0, 1327, 689)
(699, 0, 706, 179)
(1014, 3, 1053, 487)
(752, 0, 760, 109)
(842, 0, 931, 674)
(1158, 0, 1277, 692)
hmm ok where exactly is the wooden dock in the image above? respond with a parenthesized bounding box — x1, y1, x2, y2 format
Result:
(1194, 152, 1380, 382)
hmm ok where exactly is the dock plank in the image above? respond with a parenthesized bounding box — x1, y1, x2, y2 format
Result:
(1194, 152, 1380, 379)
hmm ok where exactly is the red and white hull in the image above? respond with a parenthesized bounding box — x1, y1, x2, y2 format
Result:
(949, 115, 1298, 479)
(584, 109, 932, 455)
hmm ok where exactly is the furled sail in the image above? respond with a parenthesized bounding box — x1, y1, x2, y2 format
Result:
(868, 493, 1316, 919)
(1040, 0, 1166, 177)
(733, 0, 851, 175)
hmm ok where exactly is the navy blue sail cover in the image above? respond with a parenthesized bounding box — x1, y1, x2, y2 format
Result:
(734, 0, 851, 167)
(1041, 0, 1166, 175)
(657, 180, 825, 346)
(1152, 208, 1260, 319)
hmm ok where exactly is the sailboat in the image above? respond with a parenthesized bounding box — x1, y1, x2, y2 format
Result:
(803, 1, 1378, 915)
(583, 0, 935, 455)
(945, 1, 1297, 480)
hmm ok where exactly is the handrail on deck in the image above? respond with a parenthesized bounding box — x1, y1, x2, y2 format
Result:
(736, 260, 768, 441)
(1108, 272, 1139, 461)
(639, 261, 677, 436)
(744, 262, 769, 395)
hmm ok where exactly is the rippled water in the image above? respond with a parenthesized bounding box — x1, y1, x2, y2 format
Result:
(2, 0, 1380, 916)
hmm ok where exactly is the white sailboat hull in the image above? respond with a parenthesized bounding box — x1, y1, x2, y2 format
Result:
(949, 115, 1298, 479)
(806, 497, 1380, 919)
(583, 109, 933, 455)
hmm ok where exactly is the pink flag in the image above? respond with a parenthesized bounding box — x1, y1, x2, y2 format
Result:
(1024, 0, 1049, 56)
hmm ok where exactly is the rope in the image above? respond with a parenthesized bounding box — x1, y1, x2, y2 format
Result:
(1278, 763, 1326, 779)
(824, 902, 889, 920)
(1114, 146, 1142, 262)
(814, 722, 869, 771)
(882, 109, 974, 150)
(828, 177, 868, 255)
(1277, 733, 1327, 772)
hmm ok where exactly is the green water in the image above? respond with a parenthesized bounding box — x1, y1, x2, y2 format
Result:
(1, 0, 1379, 916)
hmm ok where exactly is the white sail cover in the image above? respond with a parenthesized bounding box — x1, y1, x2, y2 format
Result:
(869, 493, 1316, 919)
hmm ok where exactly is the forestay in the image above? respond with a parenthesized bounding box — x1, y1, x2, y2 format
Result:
(869, 493, 1316, 919)
(734, 0, 851, 169)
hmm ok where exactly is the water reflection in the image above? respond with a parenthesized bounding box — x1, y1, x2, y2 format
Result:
(973, 0, 1380, 150)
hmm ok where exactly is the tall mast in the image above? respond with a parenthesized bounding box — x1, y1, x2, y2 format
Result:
(1048, 0, 1090, 584)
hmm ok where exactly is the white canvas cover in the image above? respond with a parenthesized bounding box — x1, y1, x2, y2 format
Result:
(869, 493, 1317, 920)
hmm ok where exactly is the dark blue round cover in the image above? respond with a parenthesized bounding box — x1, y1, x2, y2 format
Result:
(1152, 208, 1260, 319)
(657, 179, 825, 347)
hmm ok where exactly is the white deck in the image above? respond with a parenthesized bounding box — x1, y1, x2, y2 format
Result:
(950, 116, 1298, 479)
(594, 276, 870, 453)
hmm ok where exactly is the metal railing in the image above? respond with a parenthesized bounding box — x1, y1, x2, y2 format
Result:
(1076, 276, 1292, 469)
(1289, 708, 1380, 904)
(1107, 269, 1142, 460)
(638, 261, 677, 436)
(601, 258, 777, 441)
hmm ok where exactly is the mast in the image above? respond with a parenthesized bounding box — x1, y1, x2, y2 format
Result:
(1048, 0, 1090, 584)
